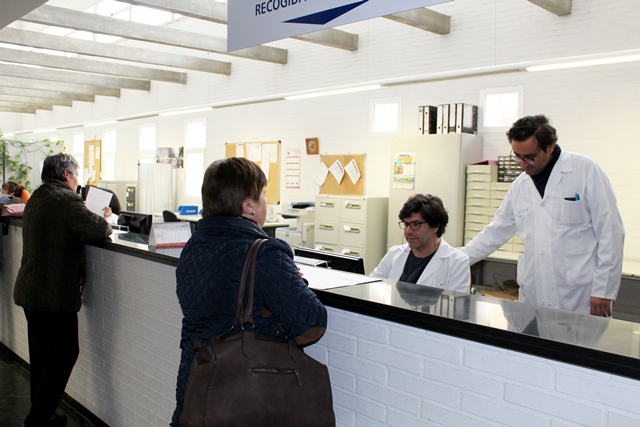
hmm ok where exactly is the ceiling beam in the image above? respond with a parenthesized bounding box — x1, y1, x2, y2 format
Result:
(528, 0, 572, 16)
(0, 0, 46, 29)
(0, 101, 52, 111)
(0, 106, 36, 114)
(0, 95, 72, 108)
(21, 5, 287, 64)
(0, 47, 186, 84)
(0, 27, 231, 75)
(0, 63, 151, 91)
(0, 86, 95, 102)
(384, 8, 450, 35)
(0, 76, 121, 97)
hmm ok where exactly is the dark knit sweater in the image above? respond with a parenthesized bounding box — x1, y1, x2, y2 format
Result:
(13, 179, 111, 312)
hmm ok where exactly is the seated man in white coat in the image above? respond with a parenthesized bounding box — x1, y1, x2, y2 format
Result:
(371, 194, 470, 292)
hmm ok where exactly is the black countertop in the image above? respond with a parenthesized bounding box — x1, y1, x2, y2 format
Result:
(91, 231, 640, 381)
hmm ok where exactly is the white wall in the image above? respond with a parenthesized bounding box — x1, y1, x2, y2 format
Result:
(1, 0, 639, 257)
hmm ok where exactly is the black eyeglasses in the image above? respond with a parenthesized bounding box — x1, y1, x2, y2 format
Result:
(510, 149, 541, 165)
(398, 220, 428, 230)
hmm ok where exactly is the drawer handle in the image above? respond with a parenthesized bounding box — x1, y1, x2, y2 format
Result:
(345, 203, 362, 209)
(319, 224, 334, 230)
(319, 246, 334, 252)
(341, 249, 360, 256)
(320, 202, 335, 208)
(343, 225, 361, 233)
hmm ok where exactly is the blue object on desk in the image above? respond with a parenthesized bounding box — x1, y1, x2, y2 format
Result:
(178, 205, 198, 215)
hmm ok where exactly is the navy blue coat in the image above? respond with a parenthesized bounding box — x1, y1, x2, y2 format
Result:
(171, 216, 327, 425)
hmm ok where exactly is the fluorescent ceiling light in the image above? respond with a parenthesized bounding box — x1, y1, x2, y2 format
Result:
(526, 54, 640, 72)
(285, 85, 382, 101)
(84, 120, 118, 127)
(2, 133, 15, 137)
(33, 128, 57, 134)
(159, 107, 212, 116)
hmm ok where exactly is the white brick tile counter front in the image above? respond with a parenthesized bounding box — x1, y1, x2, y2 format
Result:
(2, 223, 640, 426)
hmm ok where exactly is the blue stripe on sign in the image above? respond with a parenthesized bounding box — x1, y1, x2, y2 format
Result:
(284, 0, 369, 25)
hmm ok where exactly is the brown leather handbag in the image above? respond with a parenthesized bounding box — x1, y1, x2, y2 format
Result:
(180, 239, 335, 427)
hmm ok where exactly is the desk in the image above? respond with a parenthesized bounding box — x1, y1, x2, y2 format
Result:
(174, 213, 290, 237)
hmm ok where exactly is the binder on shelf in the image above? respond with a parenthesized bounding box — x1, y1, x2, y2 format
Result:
(455, 103, 478, 134)
(422, 105, 438, 134)
(448, 103, 457, 134)
(417, 106, 424, 134)
(438, 104, 455, 133)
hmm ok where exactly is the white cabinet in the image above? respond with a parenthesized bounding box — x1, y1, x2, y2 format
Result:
(314, 195, 388, 274)
(464, 165, 523, 253)
(387, 134, 483, 249)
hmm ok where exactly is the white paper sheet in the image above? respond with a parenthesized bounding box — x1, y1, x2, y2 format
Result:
(345, 158, 361, 185)
(313, 162, 329, 186)
(85, 187, 113, 217)
(329, 159, 344, 184)
(297, 264, 382, 290)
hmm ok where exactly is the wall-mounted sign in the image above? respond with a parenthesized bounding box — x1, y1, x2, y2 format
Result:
(228, 0, 451, 51)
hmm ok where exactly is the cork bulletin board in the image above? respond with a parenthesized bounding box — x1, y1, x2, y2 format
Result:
(225, 141, 281, 204)
(319, 154, 365, 196)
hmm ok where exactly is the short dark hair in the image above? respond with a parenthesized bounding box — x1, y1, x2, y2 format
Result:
(2, 181, 24, 196)
(506, 114, 558, 150)
(41, 153, 79, 182)
(201, 157, 267, 217)
(398, 194, 448, 237)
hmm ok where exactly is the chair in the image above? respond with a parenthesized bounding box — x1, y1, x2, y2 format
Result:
(163, 210, 179, 222)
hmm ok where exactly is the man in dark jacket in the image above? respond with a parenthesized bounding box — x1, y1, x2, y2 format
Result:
(14, 153, 111, 427)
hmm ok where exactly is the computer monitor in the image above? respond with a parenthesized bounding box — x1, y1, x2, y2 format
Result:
(117, 211, 153, 235)
(294, 247, 365, 275)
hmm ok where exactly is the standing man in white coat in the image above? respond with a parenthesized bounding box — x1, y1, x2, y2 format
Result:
(461, 115, 624, 316)
(371, 194, 470, 292)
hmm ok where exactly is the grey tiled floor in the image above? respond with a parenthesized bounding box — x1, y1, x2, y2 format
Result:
(0, 344, 104, 427)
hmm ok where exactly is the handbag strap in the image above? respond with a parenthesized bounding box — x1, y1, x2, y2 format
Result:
(234, 238, 268, 327)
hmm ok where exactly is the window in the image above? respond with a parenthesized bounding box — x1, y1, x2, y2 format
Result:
(184, 119, 206, 197)
(479, 86, 523, 131)
(102, 128, 116, 181)
(72, 131, 85, 185)
(139, 123, 156, 164)
(370, 97, 401, 136)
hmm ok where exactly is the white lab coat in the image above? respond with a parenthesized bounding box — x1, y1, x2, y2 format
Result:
(461, 151, 624, 314)
(371, 238, 470, 293)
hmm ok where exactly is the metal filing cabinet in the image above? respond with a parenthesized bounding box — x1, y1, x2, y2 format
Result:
(125, 185, 136, 212)
(314, 195, 388, 274)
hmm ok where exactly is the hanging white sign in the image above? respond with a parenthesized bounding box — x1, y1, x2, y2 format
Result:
(228, 0, 452, 52)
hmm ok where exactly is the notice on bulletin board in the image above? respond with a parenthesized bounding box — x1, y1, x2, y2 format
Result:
(393, 152, 416, 189)
(285, 149, 301, 189)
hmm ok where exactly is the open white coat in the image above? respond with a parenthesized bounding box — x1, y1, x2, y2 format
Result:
(462, 151, 624, 314)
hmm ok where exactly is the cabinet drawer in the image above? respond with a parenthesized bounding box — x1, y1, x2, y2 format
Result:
(490, 182, 512, 192)
(338, 223, 366, 248)
(340, 199, 367, 224)
(314, 243, 338, 253)
(466, 197, 490, 207)
(315, 198, 340, 222)
(314, 221, 338, 245)
(466, 181, 491, 191)
(466, 189, 491, 199)
(465, 206, 494, 216)
(465, 222, 486, 232)
(465, 214, 490, 224)
(489, 198, 503, 208)
(340, 246, 365, 259)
